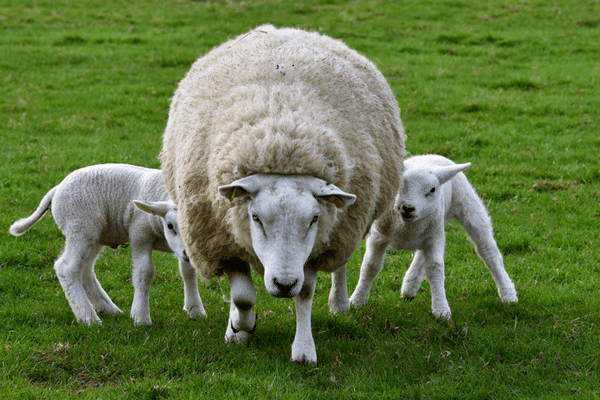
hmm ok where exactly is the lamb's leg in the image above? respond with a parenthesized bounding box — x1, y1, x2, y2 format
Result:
(54, 240, 102, 324)
(401, 250, 427, 301)
(179, 259, 206, 318)
(349, 232, 389, 308)
(328, 263, 349, 313)
(225, 261, 256, 344)
(80, 246, 123, 315)
(292, 268, 317, 365)
(130, 244, 155, 325)
(460, 216, 518, 303)
(422, 243, 451, 319)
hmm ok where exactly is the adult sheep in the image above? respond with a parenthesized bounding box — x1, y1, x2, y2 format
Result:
(160, 25, 406, 365)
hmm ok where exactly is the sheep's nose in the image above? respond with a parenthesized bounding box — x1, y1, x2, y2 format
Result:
(273, 277, 298, 298)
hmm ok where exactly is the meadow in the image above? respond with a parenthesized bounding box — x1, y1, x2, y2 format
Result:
(1, 0, 599, 398)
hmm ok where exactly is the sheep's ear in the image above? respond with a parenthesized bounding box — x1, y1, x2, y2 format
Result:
(312, 181, 357, 210)
(218, 176, 261, 201)
(133, 200, 172, 218)
(432, 162, 471, 185)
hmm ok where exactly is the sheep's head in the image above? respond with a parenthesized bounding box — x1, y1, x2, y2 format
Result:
(133, 200, 189, 263)
(396, 162, 470, 222)
(219, 175, 356, 298)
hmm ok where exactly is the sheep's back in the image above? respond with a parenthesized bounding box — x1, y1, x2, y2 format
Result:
(161, 25, 405, 277)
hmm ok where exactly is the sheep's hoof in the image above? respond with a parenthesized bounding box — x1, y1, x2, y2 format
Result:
(403, 296, 415, 303)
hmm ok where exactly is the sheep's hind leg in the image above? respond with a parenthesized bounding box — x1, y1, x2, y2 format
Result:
(460, 215, 518, 303)
(54, 240, 102, 324)
(328, 263, 349, 313)
(179, 259, 206, 318)
(292, 268, 317, 365)
(225, 261, 256, 344)
(401, 250, 427, 301)
(350, 232, 389, 308)
(81, 245, 123, 316)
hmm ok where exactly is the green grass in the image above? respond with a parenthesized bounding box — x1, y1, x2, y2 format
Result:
(1, 0, 599, 398)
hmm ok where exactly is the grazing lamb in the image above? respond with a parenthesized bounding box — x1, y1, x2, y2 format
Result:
(160, 25, 406, 364)
(350, 155, 518, 319)
(9, 163, 206, 325)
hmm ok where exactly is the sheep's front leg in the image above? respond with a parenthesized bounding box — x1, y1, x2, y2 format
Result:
(292, 268, 317, 365)
(130, 244, 155, 325)
(225, 267, 256, 344)
(328, 263, 349, 313)
(350, 232, 389, 308)
(179, 260, 206, 319)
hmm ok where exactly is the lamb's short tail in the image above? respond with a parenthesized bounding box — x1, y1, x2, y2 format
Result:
(9, 187, 57, 236)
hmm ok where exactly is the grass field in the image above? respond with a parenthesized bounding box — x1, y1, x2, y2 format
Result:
(1, 0, 599, 398)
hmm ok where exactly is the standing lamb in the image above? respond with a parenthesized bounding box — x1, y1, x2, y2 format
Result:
(350, 154, 518, 319)
(160, 25, 406, 365)
(9, 163, 206, 325)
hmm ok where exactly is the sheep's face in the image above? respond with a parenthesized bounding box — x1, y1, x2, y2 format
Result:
(396, 162, 471, 222)
(133, 200, 189, 263)
(219, 175, 356, 298)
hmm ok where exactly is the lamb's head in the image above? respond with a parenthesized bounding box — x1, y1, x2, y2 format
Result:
(396, 162, 470, 222)
(219, 175, 356, 298)
(133, 200, 189, 263)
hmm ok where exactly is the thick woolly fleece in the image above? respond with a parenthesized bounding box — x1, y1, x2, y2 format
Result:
(160, 25, 406, 279)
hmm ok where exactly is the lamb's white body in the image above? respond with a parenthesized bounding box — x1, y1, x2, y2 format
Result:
(9, 164, 206, 325)
(350, 155, 518, 319)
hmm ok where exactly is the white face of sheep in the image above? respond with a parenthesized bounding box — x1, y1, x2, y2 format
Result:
(396, 162, 471, 222)
(219, 175, 356, 298)
(133, 200, 190, 263)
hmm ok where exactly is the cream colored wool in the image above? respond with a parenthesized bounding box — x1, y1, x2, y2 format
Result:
(161, 24, 406, 280)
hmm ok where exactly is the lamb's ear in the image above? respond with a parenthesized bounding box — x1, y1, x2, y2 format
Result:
(133, 200, 171, 218)
(218, 175, 261, 201)
(312, 181, 357, 210)
(433, 162, 471, 185)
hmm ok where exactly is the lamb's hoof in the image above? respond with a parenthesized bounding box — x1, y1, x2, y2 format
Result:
(185, 304, 207, 319)
(349, 293, 367, 308)
(500, 293, 518, 303)
(131, 313, 152, 326)
(291, 350, 317, 366)
(99, 305, 123, 315)
(432, 309, 452, 320)
(403, 296, 415, 303)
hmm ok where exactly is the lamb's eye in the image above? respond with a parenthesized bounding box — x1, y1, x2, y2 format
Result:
(429, 187, 436, 194)
(311, 215, 319, 225)
(252, 214, 260, 223)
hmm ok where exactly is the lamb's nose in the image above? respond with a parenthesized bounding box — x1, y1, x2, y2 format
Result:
(402, 205, 415, 213)
(273, 277, 299, 298)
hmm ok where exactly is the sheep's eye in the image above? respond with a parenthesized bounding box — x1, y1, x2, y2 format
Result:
(430, 187, 435, 193)
(252, 214, 260, 223)
(311, 215, 319, 225)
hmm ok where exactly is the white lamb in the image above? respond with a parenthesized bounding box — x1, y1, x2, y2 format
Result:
(160, 25, 406, 365)
(9, 163, 206, 325)
(350, 155, 518, 319)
